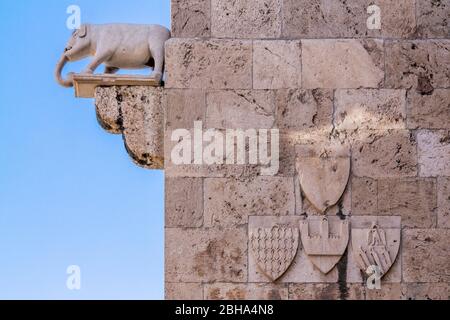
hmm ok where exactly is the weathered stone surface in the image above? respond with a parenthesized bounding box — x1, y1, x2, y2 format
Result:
(404, 283, 450, 300)
(296, 157, 350, 213)
(385, 41, 450, 91)
(352, 131, 417, 178)
(248, 216, 338, 283)
(351, 177, 378, 215)
(250, 226, 299, 281)
(347, 216, 402, 284)
(365, 284, 404, 300)
(165, 283, 203, 300)
(95, 87, 122, 134)
(206, 90, 275, 129)
(438, 177, 450, 228)
(118, 87, 164, 169)
(300, 216, 349, 274)
(407, 90, 450, 129)
(165, 89, 206, 129)
(205, 283, 288, 300)
(165, 39, 252, 89)
(366, 283, 450, 300)
(283, 0, 416, 38)
(211, 0, 281, 38)
(275, 89, 333, 131)
(165, 227, 247, 283)
(335, 89, 407, 130)
(378, 178, 437, 228)
(165, 178, 203, 228)
(302, 39, 384, 89)
(171, 0, 210, 37)
(416, 0, 450, 38)
(165, 127, 262, 178)
(417, 130, 450, 177)
(253, 41, 301, 89)
(204, 177, 295, 227)
(294, 144, 351, 215)
(403, 229, 450, 283)
(289, 284, 365, 300)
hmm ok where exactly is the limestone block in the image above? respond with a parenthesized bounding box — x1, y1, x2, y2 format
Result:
(204, 177, 295, 227)
(351, 177, 378, 215)
(253, 41, 301, 89)
(248, 216, 339, 283)
(95, 87, 122, 134)
(302, 39, 384, 89)
(347, 216, 402, 284)
(165, 227, 247, 283)
(206, 90, 276, 129)
(165, 177, 203, 228)
(165, 283, 203, 300)
(275, 89, 333, 131)
(171, 0, 210, 37)
(288, 284, 365, 301)
(335, 89, 407, 130)
(165, 39, 252, 89)
(365, 284, 404, 300)
(165, 128, 262, 178)
(378, 178, 437, 228)
(417, 130, 450, 177)
(385, 40, 450, 91)
(205, 283, 288, 300)
(416, 0, 450, 38)
(403, 283, 450, 300)
(119, 87, 164, 169)
(95, 86, 164, 169)
(407, 90, 450, 130)
(438, 177, 450, 228)
(403, 229, 450, 283)
(165, 89, 206, 129)
(283, 0, 416, 38)
(352, 130, 417, 178)
(211, 0, 281, 38)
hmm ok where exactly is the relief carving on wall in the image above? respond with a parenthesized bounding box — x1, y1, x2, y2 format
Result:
(352, 223, 401, 277)
(296, 154, 351, 213)
(300, 216, 349, 274)
(249, 226, 299, 281)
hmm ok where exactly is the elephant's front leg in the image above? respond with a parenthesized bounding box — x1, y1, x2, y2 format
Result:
(83, 51, 113, 74)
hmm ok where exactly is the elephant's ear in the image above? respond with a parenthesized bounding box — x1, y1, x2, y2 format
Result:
(78, 25, 87, 38)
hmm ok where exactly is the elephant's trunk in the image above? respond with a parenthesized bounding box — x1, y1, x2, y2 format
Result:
(55, 54, 73, 87)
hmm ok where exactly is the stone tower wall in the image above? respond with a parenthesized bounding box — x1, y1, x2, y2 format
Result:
(163, 0, 450, 300)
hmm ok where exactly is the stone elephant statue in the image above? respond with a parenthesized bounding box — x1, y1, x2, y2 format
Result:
(55, 23, 171, 87)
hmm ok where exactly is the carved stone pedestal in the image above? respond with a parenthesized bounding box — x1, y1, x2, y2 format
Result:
(95, 85, 164, 169)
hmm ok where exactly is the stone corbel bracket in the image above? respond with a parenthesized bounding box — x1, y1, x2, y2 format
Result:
(95, 86, 164, 169)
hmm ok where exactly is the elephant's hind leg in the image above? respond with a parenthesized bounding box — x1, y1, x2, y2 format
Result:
(149, 43, 164, 83)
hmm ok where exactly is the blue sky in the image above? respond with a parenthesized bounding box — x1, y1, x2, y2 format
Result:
(0, 0, 170, 299)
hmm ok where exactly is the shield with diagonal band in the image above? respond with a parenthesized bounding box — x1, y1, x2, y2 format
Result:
(296, 156, 351, 213)
(352, 224, 400, 277)
(249, 226, 299, 281)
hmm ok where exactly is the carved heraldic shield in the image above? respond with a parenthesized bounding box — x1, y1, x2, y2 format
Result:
(352, 224, 400, 277)
(249, 227, 299, 281)
(300, 216, 349, 274)
(296, 156, 350, 213)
